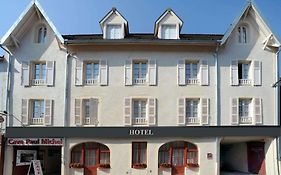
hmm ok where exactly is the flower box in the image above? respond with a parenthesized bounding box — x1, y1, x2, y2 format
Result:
(98, 163, 111, 169)
(159, 163, 172, 168)
(69, 163, 84, 168)
(186, 163, 199, 167)
(133, 163, 147, 169)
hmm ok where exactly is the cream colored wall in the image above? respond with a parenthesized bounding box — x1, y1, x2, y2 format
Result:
(68, 45, 217, 126)
(65, 137, 218, 175)
(218, 9, 277, 125)
(0, 58, 7, 112)
(8, 16, 66, 126)
(3, 145, 13, 175)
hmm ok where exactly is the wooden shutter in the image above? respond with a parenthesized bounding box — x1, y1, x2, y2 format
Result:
(46, 61, 55, 86)
(253, 61, 261, 86)
(74, 99, 83, 125)
(21, 62, 30, 86)
(89, 98, 99, 125)
(254, 98, 262, 124)
(200, 60, 209, 86)
(99, 60, 108, 86)
(75, 59, 83, 86)
(201, 98, 209, 125)
(124, 98, 132, 125)
(178, 98, 186, 125)
(231, 98, 239, 125)
(124, 60, 132, 85)
(178, 60, 186, 85)
(230, 60, 238, 85)
(148, 59, 157, 86)
(21, 99, 29, 125)
(148, 98, 156, 125)
(44, 99, 53, 125)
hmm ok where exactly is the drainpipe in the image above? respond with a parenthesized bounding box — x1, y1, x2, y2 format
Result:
(64, 49, 70, 127)
(213, 43, 219, 126)
(276, 47, 280, 175)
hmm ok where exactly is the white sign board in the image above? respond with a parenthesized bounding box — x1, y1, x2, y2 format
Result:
(27, 160, 43, 175)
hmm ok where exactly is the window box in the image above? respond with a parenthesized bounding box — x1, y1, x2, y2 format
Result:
(69, 163, 84, 169)
(159, 163, 172, 168)
(132, 163, 147, 169)
(186, 163, 199, 168)
(98, 163, 110, 169)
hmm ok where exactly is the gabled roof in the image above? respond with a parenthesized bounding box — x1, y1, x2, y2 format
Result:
(0, 0, 64, 46)
(221, 0, 280, 47)
(154, 8, 183, 36)
(99, 7, 129, 34)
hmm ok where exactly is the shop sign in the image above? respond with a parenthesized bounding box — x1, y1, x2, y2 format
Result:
(28, 160, 43, 175)
(129, 129, 154, 136)
(8, 138, 63, 146)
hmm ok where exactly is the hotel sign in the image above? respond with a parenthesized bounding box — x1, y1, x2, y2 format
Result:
(129, 129, 154, 136)
(8, 138, 63, 146)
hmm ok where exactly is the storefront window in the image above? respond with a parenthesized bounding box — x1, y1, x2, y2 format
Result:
(16, 150, 37, 166)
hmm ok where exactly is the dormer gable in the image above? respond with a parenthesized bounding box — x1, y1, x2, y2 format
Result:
(154, 8, 183, 39)
(99, 8, 129, 39)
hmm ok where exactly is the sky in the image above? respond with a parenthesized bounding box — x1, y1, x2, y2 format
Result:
(0, 0, 280, 71)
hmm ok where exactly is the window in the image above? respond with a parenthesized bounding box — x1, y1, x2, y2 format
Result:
(186, 62, 199, 84)
(186, 99, 199, 124)
(161, 24, 177, 39)
(239, 98, 252, 124)
(75, 98, 98, 125)
(132, 99, 147, 125)
(238, 62, 251, 85)
(16, 150, 37, 166)
(133, 61, 148, 85)
(85, 62, 99, 85)
(32, 100, 45, 125)
(106, 24, 122, 39)
(132, 142, 147, 168)
(37, 26, 47, 43)
(238, 25, 248, 44)
(33, 63, 46, 85)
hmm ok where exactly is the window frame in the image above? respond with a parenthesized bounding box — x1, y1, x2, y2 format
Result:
(132, 98, 148, 125)
(186, 98, 199, 118)
(238, 25, 248, 44)
(239, 98, 252, 118)
(37, 25, 47, 44)
(84, 61, 100, 85)
(16, 150, 37, 166)
(133, 60, 148, 85)
(161, 24, 177, 39)
(106, 24, 122, 39)
(132, 142, 147, 168)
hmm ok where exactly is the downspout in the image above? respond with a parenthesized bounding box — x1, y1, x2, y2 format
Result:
(64, 47, 70, 127)
(213, 43, 219, 126)
(276, 47, 280, 175)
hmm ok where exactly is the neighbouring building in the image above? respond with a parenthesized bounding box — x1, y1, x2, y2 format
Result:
(0, 0, 280, 175)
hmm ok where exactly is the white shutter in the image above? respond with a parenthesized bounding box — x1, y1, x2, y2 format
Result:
(253, 61, 261, 86)
(21, 62, 30, 86)
(89, 98, 98, 125)
(75, 59, 83, 86)
(201, 98, 209, 125)
(178, 98, 186, 125)
(21, 99, 29, 125)
(46, 61, 55, 86)
(148, 98, 156, 125)
(200, 60, 209, 86)
(99, 60, 108, 86)
(178, 60, 186, 85)
(74, 99, 83, 125)
(124, 98, 132, 125)
(125, 60, 132, 85)
(231, 98, 239, 125)
(231, 60, 238, 85)
(148, 59, 157, 86)
(254, 98, 262, 124)
(44, 99, 53, 125)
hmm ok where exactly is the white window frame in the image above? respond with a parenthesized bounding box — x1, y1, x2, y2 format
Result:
(133, 60, 148, 85)
(238, 25, 248, 44)
(16, 150, 37, 166)
(238, 61, 251, 85)
(239, 98, 252, 124)
(186, 99, 200, 124)
(185, 62, 199, 85)
(132, 99, 147, 125)
(85, 62, 100, 85)
(37, 25, 47, 43)
(32, 100, 45, 125)
(161, 24, 177, 39)
(106, 24, 122, 39)
(33, 62, 46, 86)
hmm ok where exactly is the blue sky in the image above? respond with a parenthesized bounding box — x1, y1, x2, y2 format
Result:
(0, 0, 281, 71)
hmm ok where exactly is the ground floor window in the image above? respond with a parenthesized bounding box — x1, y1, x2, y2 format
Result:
(132, 142, 147, 168)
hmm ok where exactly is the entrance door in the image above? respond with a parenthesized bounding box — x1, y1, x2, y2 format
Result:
(84, 149, 98, 175)
(172, 148, 185, 175)
(247, 142, 266, 175)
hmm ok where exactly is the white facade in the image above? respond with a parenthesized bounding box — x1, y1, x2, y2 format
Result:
(0, 1, 280, 175)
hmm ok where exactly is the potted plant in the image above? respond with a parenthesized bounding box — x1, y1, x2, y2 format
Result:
(133, 163, 147, 169)
(159, 163, 172, 168)
(186, 163, 199, 167)
(98, 163, 111, 168)
(69, 162, 84, 168)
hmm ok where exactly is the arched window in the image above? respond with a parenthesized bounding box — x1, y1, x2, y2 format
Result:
(37, 26, 47, 43)
(158, 141, 198, 169)
(70, 142, 110, 169)
(238, 25, 248, 44)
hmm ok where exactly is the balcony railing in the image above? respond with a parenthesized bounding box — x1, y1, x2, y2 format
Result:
(132, 117, 147, 125)
(133, 78, 147, 85)
(239, 116, 252, 124)
(84, 117, 91, 125)
(31, 118, 44, 125)
(32, 79, 45, 86)
(186, 117, 200, 124)
(239, 79, 251, 85)
(85, 78, 99, 85)
(186, 78, 199, 85)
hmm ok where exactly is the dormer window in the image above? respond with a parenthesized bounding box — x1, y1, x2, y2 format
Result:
(37, 25, 47, 43)
(106, 24, 122, 39)
(238, 25, 248, 44)
(161, 24, 177, 39)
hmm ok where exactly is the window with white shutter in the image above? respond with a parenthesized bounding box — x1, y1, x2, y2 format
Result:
(230, 61, 238, 86)
(254, 98, 262, 124)
(253, 61, 261, 86)
(21, 62, 30, 86)
(21, 99, 29, 125)
(44, 99, 53, 125)
(132, 99, 147, 125)
(178, 60, 186, 85)
(148, 59, 157, 86)
(75, 99, 83, 125)
(85, 62, 99, 85)
(46, 61, 55, 86)
(83, 98, 99, 125)
(201, 98, 209, 125)
(231, 98, 239, 125)
(75, 59, 84, 86)
(99, 60, 108, 86)
(178, 98, 186, 125)
(200, 60, 209, 86)
(32, 62, 46, 86)
(148, 98, 156, 125)
(124, 60, 132, 85)
(185, 62, 199, 85)
(124, 98, 132, 125)
(133, 60, 148, 85)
